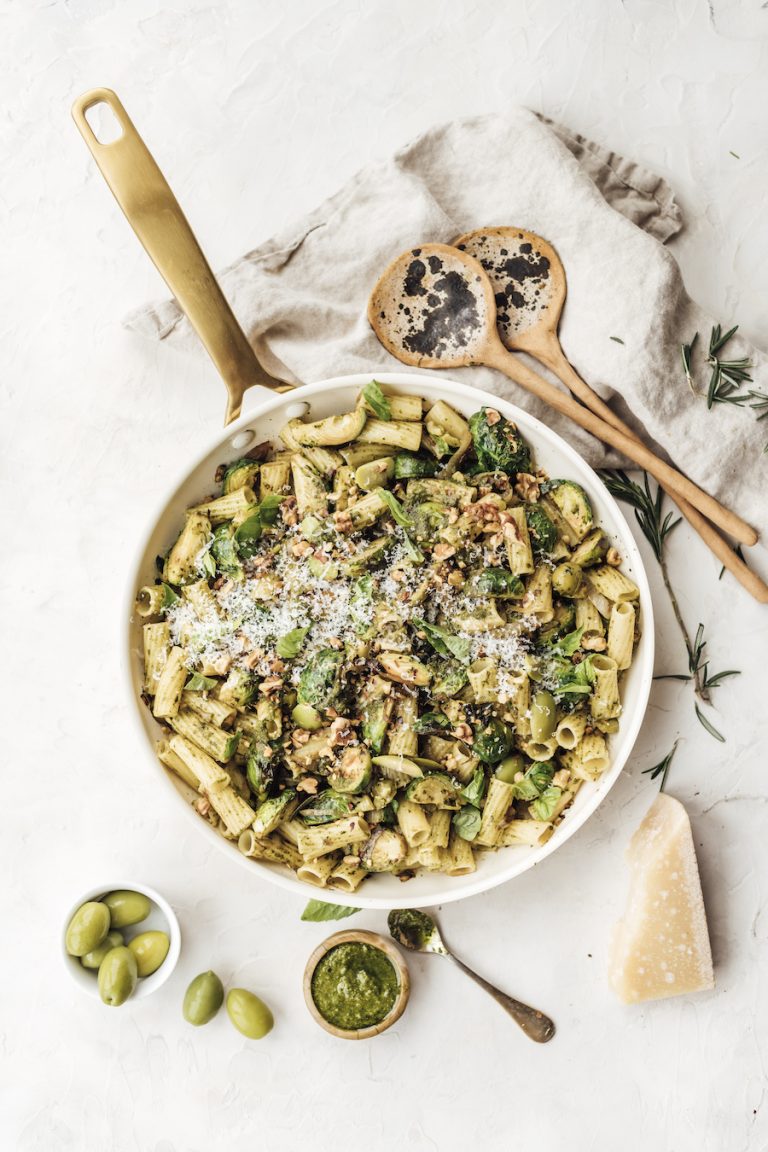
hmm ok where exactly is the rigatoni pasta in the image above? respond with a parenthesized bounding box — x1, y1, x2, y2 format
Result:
(135, 387, 641, 889)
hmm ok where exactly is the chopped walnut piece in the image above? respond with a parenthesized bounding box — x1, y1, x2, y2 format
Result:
(333, 511, 354, 533)
(259, 676, 283, 696)
(342, 854, 361, 866)
(390, 569, 405, 583)
(582, 633, 607, 651)
(291, 539, 313, 558)
(515, 473, 540, 502)
(485, 408, 501, 426)
(281, 496, 298, 526)
(261, 745, 274, 759)
(296, 777, 319, 794)
(447, 569, 465, 587)
(327, 635, 344, 649)
(433, 542, 456, 561)
(452, 722, 474, 743)
(244, 649, 264, 671)
(606, 547, 622, 566)
(194, 796, 212, 817)
(446, 507, 460, 524)
(292, 729, 311, 747)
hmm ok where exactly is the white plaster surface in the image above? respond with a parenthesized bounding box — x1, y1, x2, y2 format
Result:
(2, 2, 768, 1150)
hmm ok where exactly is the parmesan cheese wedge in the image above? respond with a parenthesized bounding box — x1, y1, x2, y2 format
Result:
(609, 793, 714, 1004)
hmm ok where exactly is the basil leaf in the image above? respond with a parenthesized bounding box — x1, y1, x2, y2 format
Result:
(276, 626, 310, 659)
(184, 672, 218, 691)
(161, 582, 180, 608)
(201, 550, 217, 578)
(413, 617, 471, 665)
(234, 512, 263, 557)
(258, 493, 284, 525)
(362, 380, 392, 421)
(556, 655, 595, 696)
(512, 760, 554, 800)
(461, 768, 487, 807)
(402, 531, 425, 564)
(376, 488, 413, 528)
(551, 626, 584, 657)
(452, 805, 482, 841)
(530, 785, 562, 821)
(301, 899, 360, 922)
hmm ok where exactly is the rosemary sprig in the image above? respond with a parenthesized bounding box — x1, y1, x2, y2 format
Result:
(598, 470, 680, 563)
(718, 543, 745, 581)
(642, 740, 679, 790)
(600, 470, 739, 741)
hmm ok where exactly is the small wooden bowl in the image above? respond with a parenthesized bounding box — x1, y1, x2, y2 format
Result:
(303, 929, 410, 1040)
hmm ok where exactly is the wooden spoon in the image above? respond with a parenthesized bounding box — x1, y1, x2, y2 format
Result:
(453, 227, 768, 603)
(368, 243, 757, 548)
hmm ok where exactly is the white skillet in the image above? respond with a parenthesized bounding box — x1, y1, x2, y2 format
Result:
(74, 90, 654, 909)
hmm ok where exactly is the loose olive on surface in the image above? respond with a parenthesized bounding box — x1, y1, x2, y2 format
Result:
(551, 562, 583, 597)
(530, 690, 557, 742)
(102, 889, 151, 929)
(183, 971, 225, 1026)
(80, 930, 124, 970)
(226, 988, 274, 1039)
(65, 901, 111, 957)
(128, 930, 170, 978)
(98, 946, 138, 1007)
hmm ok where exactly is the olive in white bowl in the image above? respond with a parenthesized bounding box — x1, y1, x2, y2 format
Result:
(62, 881, 181, 1003)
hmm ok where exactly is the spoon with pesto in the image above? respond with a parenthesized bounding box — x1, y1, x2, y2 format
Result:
(388, 909, 555, 1043)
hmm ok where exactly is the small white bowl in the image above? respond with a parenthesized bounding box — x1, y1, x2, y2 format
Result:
(62, 881, 181, 1001)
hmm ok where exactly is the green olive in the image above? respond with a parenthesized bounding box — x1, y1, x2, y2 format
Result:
(551, 562, 582, 597)
(102, 889, 151, 929)
(127, 930, 170, 978)
(80, 930, 124, 970)
(65, 900, 111, 957)
(292, 703, 323, 731)
(226, 988, 274, 1039)
(98, 946, 138, 1006)
(530, 690, 557, 742)
(183, 971, 225, 1026)
(495, 754, 525, 784)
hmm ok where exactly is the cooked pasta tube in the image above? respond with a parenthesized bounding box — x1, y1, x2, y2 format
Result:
(388, 694, 418, 757)
(191, 487, 256, 525)
(295, 815, 370, 859)
(588, 565, 640, 603)
(152, 646, 188, 719)
(429, 809, 452, 850)
(504, 506, 535, 575)
(443, 833, 476, 876)
(468, 657, 499, 703)
(607, 601, 636, 670)
(555, 712, 588, 750)
(135, 585, 165, 618)
(476, 779, 515, 847)
(156, 738, 199, 789)
(417, 843, 444, 871)
(142, 622, 170, 695)
(356, 419, 422, 451)
(397, 800, 431, 848)
(259, 460, 291, 498)
(297, 854, 337, 887)
(238, 830, 302, 869)
(181, 691, 236, 729)
(590, 655, 621, 720)
(497, 820, 553, 847)
(169, 709, 239, 763)
(206, 784, 256, 837)
(329, 858, 368, 892)
(575, 598, 604, 635)
(168, 734, 229, 793)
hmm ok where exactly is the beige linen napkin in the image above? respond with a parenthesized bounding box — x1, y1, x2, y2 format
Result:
(127, 109, 767, 544)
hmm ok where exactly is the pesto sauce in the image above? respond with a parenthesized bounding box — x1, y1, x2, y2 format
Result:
(311, 943, 399, 1030)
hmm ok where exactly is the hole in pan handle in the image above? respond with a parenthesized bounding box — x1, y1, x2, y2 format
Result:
(71, 88, 294, 425)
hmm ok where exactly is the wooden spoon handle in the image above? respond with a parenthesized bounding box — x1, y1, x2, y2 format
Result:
(538, 341, 768, 603)
(483, 342, 758, 547)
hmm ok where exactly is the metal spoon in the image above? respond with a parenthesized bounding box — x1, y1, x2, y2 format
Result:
(367, 242, 756, 547)
(453, 226, 768, 603)
(388, 909, 555, 1044)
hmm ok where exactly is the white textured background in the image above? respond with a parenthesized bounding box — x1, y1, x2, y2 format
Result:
(3, 2, 768, 1150)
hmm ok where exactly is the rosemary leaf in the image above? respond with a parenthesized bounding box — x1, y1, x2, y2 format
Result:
(609, 335, 625, 344)
(695, 703, 725, 743)
(718, 543, 745, 580)
(642, 740, 679, 791)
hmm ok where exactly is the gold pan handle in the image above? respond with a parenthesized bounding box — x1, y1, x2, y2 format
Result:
(71, 88, 293, 424)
